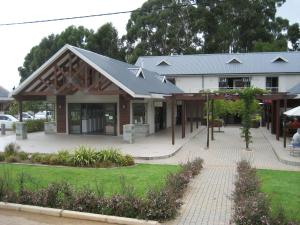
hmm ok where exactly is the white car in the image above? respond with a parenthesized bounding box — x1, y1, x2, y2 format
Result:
(0, 114, 18, 129)
(15, 112, 34, 121)
(34, 111, 52, 120)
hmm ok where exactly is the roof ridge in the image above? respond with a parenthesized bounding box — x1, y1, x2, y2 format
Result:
(138, 51, 299, 58)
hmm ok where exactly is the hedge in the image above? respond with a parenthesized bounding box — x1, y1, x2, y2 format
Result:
(0, 157, 203, 221)
(231, 161, 300, 225)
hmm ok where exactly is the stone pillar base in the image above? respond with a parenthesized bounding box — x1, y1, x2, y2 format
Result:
(16, 122, 27, 140)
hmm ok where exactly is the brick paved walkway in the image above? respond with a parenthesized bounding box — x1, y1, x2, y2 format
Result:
(145, 127, 300, 225)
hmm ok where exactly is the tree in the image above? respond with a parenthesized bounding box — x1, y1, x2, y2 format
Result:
(197, 0, 287, 53)
(124, 0, 200, 63)
(18, 24, 125, 83)
(18, 26, 93, 82)
(288, 23, 300, 51)
(87, 23, 124, 60)
(239, 88, 264, 149)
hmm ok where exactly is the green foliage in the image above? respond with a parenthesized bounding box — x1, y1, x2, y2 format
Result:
(5, 155, 20, 163)
(239, 88, 264, 149)
(18, 151, 29, 161)
(4, 143, 20, 158)
(25, 119, 45, 133)
(19, 24, 124, 82)
(0, 153, 5, 162)
(73, 146, 97, 167)
(258, 169, 300, 222)
(232, 161, 300, 225)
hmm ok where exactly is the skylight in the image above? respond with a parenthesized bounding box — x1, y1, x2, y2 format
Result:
(272, 56, 288, 63)
(226, 58, 242, 64)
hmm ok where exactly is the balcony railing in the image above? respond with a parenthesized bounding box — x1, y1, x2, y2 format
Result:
(266, 87, 279, 93)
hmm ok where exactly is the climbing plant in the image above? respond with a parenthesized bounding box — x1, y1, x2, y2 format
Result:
(238, 88, 265, 149)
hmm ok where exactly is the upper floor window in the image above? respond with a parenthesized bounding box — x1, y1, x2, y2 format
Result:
(219, 77, 250, 90)
(266, 77, 278, 92)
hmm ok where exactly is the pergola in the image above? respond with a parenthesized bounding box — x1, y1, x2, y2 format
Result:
(166, 92, 295, 148)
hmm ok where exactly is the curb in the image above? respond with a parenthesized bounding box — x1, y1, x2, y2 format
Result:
(260, 129, 300, 167)
(0, 202, 160, 225)
(134, 127, 206, 160)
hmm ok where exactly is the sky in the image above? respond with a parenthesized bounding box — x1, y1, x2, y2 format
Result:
(0, 0, 299, 92)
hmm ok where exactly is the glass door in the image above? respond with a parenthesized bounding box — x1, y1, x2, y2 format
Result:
(104, 104, 116, 135)
(68, 104, 81, 134)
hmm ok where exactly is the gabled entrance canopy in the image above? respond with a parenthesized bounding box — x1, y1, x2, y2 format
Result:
(12, 45, 182, 101)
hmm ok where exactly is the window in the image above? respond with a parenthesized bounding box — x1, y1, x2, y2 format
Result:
(132, 103, 147, 124)
(0, 116, 7, 120)
(266, 77, 278, 92)
(219, 77, 250, 89)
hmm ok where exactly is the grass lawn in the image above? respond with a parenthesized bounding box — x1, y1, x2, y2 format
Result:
(0, 163, 180, 197)
(257, 169, 300, 222)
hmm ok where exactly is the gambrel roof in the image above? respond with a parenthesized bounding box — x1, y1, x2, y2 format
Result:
(135, 52, 300, 76)
(12, 45, 182, 99)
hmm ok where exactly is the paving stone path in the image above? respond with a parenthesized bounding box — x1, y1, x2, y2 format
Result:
(138, 127, 300, 225)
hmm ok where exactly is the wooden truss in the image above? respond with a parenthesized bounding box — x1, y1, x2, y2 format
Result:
(16, 50, 125, 98)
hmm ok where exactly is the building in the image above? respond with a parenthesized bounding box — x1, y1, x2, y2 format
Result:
(12, 45, 300, 140)
(136, 52, 300, 93)
(12, 45, 182, 136)
(0, 86, 13, 113)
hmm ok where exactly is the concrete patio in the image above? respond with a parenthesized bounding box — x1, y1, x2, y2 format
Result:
(0, 125, 204, 159)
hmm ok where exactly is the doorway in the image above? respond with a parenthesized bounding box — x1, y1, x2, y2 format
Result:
(155, 102, 166, 132)
(68, 103, 117, 135)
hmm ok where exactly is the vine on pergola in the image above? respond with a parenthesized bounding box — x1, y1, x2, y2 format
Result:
(213, 87, 266, 149)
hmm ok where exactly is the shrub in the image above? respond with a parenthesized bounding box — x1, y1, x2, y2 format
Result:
(18, 151, 29, 161)
(4, 143, 20, 157)
(121, 154, 135, 166)
(0, 158, 204, 222)
(57, 150, 72, 165)
(96, 149, 123, 164)
(231, 161, 300, 225)
(73, 146, 97, 167)
(5, 155, 20, 163)
(30, 153, 43, 163)
(25, 119, 45, 133)
(0, 152, 5, 162)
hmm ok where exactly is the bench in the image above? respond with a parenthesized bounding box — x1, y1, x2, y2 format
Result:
(209, 120, 224, 132)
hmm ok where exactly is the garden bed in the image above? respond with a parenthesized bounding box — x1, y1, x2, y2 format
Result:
(0, 143, 135, 168)
(231, 161, 300, 225)
(0, 158, 203, 221)
(0, 163, 179, 197)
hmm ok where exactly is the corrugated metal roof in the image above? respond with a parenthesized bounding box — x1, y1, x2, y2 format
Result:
(135, 52, 300, 76)
(0, 86, 9, 98)
(13, 45, 182, 98)
(71, 46, 183, 96)
(288, 83, 300, 94)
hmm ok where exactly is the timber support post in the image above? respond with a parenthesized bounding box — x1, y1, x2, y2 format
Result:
(171, 95, 175, 145)
(206, 94, 210, 148)
(18, 100, 23, 122)
(182, 101, 186, 138)
(211, 99, 214, 141)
